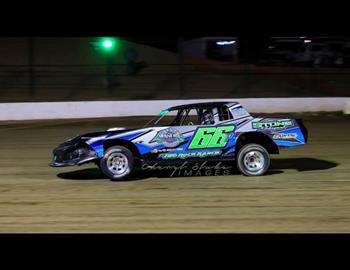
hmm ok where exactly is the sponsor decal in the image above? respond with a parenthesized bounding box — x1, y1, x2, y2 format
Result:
(252, 120, 293, 129)
(272, 133, 297, 140)
(159, 150, 222, 159)
(154, 128, 184, 148)
(151, 147, 183, 154)
(141, 161, 232, 177)
(188, 126, 235, 149)
(231, 107, 249, 118)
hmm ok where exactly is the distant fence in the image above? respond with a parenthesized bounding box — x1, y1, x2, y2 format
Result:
(1, 98, 349, 121)
(0, 64, 350, 103)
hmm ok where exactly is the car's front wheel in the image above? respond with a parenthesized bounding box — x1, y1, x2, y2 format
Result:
(236, 143, 270, 176)
(100, 146, 135, 181)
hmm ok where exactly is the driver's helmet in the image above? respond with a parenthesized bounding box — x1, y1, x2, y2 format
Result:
(201, 110, 214, 125)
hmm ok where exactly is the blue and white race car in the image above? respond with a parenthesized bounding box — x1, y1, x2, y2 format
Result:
(49, 101, 308, 179)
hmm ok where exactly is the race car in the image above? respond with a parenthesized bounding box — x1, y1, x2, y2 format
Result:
(49, 101, 308, 179)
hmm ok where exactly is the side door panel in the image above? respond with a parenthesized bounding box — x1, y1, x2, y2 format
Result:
(145, 125, 236, 161)
(140, 125, 197, 161)
(140, 107, 237, 161)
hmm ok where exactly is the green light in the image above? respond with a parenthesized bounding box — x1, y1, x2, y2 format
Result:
(103, 40, 113, 48)
(98, 37, 118, 53)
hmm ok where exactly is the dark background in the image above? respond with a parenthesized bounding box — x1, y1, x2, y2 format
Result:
(0, 36, 349, 102)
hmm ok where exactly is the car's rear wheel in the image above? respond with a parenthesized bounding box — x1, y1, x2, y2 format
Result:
(100, 146, 135, 181)
(236, 143, 270, 176)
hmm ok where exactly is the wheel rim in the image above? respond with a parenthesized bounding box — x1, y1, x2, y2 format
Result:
(243, 150, 265, 172)
(107, 152, 129, 175)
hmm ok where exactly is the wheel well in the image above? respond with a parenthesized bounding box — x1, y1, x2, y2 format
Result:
(103, 139, 141, 158)
(236, 132, 279, 154)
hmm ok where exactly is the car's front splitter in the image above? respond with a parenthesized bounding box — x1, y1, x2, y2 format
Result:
(49, 156, 98, 167)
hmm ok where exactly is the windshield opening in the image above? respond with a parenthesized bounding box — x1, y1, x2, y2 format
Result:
(144, 107, 216, 127)
(144, 109, 181, 127)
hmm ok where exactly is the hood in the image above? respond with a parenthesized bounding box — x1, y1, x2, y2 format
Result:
(79, 128, 137, 140)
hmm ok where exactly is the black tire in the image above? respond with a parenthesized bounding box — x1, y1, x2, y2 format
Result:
(236, 143, 270, 176)
(100, 146, 135, 181)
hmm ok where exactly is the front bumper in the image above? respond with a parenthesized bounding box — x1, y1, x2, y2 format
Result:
(49, 139, 99, 167)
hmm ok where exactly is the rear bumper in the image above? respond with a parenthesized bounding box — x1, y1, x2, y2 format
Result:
(296, 119, 308, 143)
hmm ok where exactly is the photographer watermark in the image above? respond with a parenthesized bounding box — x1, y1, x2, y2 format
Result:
(141, 161, 233, 177)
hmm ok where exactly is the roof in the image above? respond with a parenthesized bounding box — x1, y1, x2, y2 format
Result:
(168, 101, 239, 111)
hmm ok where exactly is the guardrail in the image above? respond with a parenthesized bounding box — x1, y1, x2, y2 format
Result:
(0, 98, 349, 121)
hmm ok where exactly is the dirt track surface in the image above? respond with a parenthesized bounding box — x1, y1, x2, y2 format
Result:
(0, 114, 349, 232)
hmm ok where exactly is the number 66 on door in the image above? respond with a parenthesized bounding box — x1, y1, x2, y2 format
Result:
(188, 126, 235, 149)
